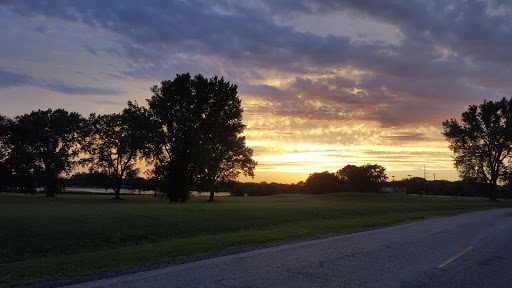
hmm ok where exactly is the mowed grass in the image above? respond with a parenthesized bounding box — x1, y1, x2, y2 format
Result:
(1, 193, 511, 287)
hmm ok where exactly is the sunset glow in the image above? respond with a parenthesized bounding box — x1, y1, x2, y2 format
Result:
(2, 1, 511, 184)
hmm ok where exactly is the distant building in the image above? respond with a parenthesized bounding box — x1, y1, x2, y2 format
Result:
(380, 186, 408, 195)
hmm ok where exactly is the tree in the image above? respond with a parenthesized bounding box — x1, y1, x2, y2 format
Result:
(0, 114, 11, 161)
(442, 97, 512, 200)
(304, 171, 340, 194)
(0, 114, 14, 190)
(148, 73, 257, 202)
(392, 177, 427, 195)
(9, 109, 85, 197)
(83, 102, 154, 200)
(336, 164, 387, 193)
(65, 172, 110, 188)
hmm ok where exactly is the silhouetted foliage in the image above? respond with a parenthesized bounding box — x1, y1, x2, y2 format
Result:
(443, 97, 512, 200)
(387, 177, 512, 199)
(230, 182, 290, 196)
(147, 73, 257, 202)
(304, 171, 340, 194)
(230, 184, 247, 196)
(83, 102, 155, 199)
(7, 109, 85, 196)
(390, 177, 427, 195)
(501, 167, 512, 196)
(65, 172, 110, 188)
(336, 164, 388, 193)
(0, 114, 11, 161)
(0, 114, 14, 190)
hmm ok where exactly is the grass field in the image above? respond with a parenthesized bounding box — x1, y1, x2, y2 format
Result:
(1, 193, 511, 287)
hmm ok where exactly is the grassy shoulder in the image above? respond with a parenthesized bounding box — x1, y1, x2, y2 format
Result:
(1, 193, 511, 287)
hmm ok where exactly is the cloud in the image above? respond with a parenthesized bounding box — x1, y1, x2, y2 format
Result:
(2, 0, 512, 127)
(381, 133, 433, 142)
(0, 68, 122, 95)
(44, 83, 121, 95)
(0, 68, 36, 88)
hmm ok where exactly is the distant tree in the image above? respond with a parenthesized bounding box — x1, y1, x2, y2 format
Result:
(65, 172, 110, 188)
(284, 181, 306, 194)
(264, 182, 282, 195)
(0, 114, 11, 160)
(8, 109, 85, 197)
(83, 102, 154, 200)
(502, 167, 512, 190)
(336, 164, 387, 193)
(392, 177, 427, 195)
(142, 169, 162, 197)
(147, 73, 257, 202)
(0, 114, 14, 190)
(442, 97, 512, 200)
(304, 171, 340, 194)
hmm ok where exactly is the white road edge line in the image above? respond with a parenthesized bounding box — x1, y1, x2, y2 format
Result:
(437, 246, 473, 269)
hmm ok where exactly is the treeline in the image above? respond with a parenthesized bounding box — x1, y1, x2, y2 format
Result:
(60, 163, 389, 196)
(232, 164, 388, 196)
(0, 74, 256, 202)
(231, 176, 511, 198)
(388, 177, 511, 198)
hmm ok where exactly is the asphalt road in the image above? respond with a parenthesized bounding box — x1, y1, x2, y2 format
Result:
(62, 209, 512, 288)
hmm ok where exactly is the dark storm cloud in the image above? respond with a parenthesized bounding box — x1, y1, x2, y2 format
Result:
(342, 0, 512, 64)
(44, 83, 121, 95)
(0, 68, 121, 95)
(289, 0, 512, 65)
(0, 68, 36, 88)
(0, 0, 364, 72)
(2, 0, 511, 126)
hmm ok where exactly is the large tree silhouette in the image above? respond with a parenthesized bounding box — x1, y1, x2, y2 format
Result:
(0, 114, 11, 161)
(83, 102, 154, 199)
(336, 164, 387, 193)
(442, 97, 512, 200)
(0, 114, 14, 190)
(148, 73, 256, 202)
(304, 171, 340, 194)
(9, 109, 85, 196)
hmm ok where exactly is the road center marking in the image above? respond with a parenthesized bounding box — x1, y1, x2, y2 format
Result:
(437, 246, 473, 269)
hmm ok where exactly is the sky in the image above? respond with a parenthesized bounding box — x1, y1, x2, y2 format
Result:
(1, 0, 512, 184)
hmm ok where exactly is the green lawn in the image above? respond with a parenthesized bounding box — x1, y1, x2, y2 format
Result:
(1, 193, 511, 287)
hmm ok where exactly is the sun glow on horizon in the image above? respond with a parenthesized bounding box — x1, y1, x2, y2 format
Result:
(244, 138, 458, 184)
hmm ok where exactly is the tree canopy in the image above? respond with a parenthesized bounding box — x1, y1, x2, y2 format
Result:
(0, 114, 11, 161)
(442, 97, 512, 200)
(147, 73, 257, 202)
(83, 102, 155, 199)
(304, 171, 340, 194)
(336, 164, 388, 193)
(8, 109, 85, 196)
(0, 114, 14, 190)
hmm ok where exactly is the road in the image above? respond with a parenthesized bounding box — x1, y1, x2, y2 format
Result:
(62, 209, 512, 288)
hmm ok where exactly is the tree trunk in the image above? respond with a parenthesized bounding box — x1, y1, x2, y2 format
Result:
(113, 179, 122, 200)
(490, 182, 498, 201)
(113, 188, 121, 199)
(45, 167, 58, 197)
(166, 157, 190, 202)
(208, 191, 215, 202)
